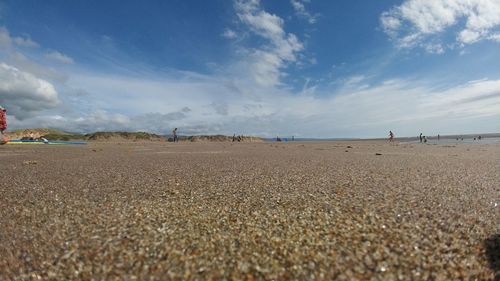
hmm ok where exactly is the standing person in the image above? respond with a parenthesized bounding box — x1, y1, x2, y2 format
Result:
(0, 106, 6, 133)
(172, 128, 178, 142)
(389, 131, 394, 142)
(438, 134, 440, 141)
(419, 133, 423, 143)
(0, 106, 7, 144)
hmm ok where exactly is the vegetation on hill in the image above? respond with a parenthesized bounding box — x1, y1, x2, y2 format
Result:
(85, 131, 166, 141)
(6, 128, 263, 142)
(185, 135, 263, 142)
(9, 128, 71, 136)
(43, 133, 85, 141)
(5, 128, 83, 140)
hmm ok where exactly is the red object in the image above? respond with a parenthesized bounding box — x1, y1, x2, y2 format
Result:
(0, 109, 7, 132)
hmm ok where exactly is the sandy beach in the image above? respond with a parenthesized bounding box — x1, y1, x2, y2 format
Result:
(0, 140, 499, 280)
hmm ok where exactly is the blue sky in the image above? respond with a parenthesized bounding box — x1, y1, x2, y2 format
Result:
(0, 0, 499, 138)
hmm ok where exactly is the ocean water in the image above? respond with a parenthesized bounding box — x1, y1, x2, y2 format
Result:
(404, 137, 500, 145)
(264, 137, 500, 144)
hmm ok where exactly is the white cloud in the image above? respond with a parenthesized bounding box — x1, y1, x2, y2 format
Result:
(0, 27, 11, 47)
(344, 75, 366, 86)
(380, 15, 401, 33)
(424, 43, 444, 54)
(8, 52, 68, 82)
(222, 28, 238, 39)
(488, 33, 500, 42)
(211, 102, 229, 115)
(13, 36, 39, 48)
(290, 0, 317, 24)
(381, 0, 500, 52)
(0, 26, 67, 82)
(298, 78, 317, 96)
(234, 0, 304, 87)
(236, 1, 286, 40)
(9, 106, 195, 134)
(0, 26, 39, 48)
(45, 51, 74, 64)
(9, 111, 130, 133)
(0, 63, 60, 120)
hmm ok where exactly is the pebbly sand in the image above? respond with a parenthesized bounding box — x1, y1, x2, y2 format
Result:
(0, 141, 499, 280)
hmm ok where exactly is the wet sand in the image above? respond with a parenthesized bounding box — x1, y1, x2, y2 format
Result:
(0, 141, 499, 280)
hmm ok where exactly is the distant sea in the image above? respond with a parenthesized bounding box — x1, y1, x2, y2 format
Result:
(264, 134, 500, 144)
(263, 138, 358, 142)
(403, 137, 500, 145)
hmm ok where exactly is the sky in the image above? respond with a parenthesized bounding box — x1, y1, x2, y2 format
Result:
(0, 0, 499, 138)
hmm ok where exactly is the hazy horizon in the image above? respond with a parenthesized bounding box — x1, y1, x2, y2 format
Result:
(6, 127, 500, 140)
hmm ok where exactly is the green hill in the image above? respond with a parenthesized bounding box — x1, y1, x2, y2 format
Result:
(85, 131, 166, 141)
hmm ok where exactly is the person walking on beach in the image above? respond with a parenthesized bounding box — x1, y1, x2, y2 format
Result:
(389, 131, 394, 142)
(0, 106, 6, 134)
(419, 133, 423, 143)
(0, 105, 7, 144)
(172, 128, 178, 142)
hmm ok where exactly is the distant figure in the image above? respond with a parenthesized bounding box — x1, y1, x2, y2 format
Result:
(478, 135, 482, 140)
(423, 136, 427, 143)
(0, 106, 6, 144)
(292, 136, 294, 141)
(474, 137, 476, 141)
(419, 133, 423, 143)
(389, 131, 394, 142)
(0, 106, 6, 134)
(438, 134, 440, 141)
(237, 135, 242, 142)
(172, 128, 178, 142)
(232, 134, 236, 142)
(276, 136, 282, 142)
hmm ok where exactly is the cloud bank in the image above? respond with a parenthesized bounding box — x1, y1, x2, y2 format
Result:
(45, 51, 74, 64)
(9, 69, 499, 138)
(0, 27, 39, 49)
(290, 0, 318, 24)
(0, 63, 60, 120)
(234, 0, 304, 87)
(381, 0, 500, 52)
